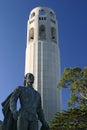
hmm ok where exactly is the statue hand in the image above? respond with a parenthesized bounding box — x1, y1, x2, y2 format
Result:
(41, 121, 50, 130)
(13, 111, 19, 120)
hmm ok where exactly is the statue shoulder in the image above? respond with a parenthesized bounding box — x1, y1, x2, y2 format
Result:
(34, 90, 41, 98)
(13, 86, 24, 92)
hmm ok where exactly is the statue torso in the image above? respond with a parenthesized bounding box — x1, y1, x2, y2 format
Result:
(19, 86, 39, 110)
(17, 86, 40, 121)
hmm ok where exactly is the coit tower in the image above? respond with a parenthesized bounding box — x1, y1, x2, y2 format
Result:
(25, 7, 61, 121)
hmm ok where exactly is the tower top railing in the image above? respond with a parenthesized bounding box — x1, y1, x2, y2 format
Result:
(29, 7, 56, 20)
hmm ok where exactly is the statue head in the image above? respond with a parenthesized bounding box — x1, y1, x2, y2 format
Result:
(24, 73, 34, 86)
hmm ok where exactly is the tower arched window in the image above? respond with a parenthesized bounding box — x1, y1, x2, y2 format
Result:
(39, 25, 46, 40)
(31, 12, 35, 18)
(39, 9, 45, 15)
(51, 27, 56, 42)
(29, 28, 34, 41)
(50, 11, 54, 18)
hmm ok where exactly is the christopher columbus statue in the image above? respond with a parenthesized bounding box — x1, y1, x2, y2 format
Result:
(2, 73, 49, 130)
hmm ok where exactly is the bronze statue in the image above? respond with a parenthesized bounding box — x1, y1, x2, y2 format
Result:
(2, 73, 49, 130)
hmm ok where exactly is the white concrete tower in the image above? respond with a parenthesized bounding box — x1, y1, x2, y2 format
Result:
(25, 7, 61, 121)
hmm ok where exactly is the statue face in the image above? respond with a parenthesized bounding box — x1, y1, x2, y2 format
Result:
(26, 73, 34, 85)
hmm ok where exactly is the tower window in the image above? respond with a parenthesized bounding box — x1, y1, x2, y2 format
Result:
(39, 25, 46, 40)
(44, 17, 46, 20)
(29, 19, 34, 24)
(51, 27, 56, 42)
(39, 17, 46, 20)
(31, 12, 35, 18)
(29, 28, 34, 41)
(39, 9, 45, 15)
(39, 17, 41, 20)
(51, 19, 55, 24)
(50, 11, 54, 18)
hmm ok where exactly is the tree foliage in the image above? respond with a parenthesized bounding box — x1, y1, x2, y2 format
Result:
(50, 106, 87, 130)
(49, 66, 87, 130)
(58, 67, 87, 107)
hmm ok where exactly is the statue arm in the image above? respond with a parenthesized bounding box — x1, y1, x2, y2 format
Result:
(10, 86, 21, 113)
(37, 95, 50, 129)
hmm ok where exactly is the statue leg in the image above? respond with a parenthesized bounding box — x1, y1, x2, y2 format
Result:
(17, 115, 28, 130)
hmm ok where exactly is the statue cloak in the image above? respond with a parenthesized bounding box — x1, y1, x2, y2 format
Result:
(1, 93, 17, 130)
